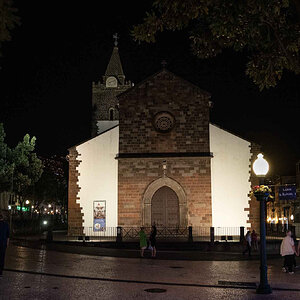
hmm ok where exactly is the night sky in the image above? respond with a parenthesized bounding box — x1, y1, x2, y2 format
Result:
(0, 0, 299, 176)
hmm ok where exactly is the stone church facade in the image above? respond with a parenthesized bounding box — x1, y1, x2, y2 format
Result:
(117, 70, 212, 227)
(68, 43, 260, 236)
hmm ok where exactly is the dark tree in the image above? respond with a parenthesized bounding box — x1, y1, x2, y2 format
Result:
(0, 123, 13, 192)
(11, 134, 43, 208)
(0, 0, 20, 56)
(0, 123, 43, 208)
(32, 156, 67, 210)
(133, 0, 300, 90)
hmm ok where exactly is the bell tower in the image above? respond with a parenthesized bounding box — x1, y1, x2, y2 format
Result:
(91, 34, 132, 137)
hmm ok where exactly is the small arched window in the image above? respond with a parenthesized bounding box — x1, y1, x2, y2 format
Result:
(109, 108, 114, 121)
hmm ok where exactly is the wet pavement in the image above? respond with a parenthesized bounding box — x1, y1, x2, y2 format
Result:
(12, 238, 281, 261)
(1, 244, 300, 299)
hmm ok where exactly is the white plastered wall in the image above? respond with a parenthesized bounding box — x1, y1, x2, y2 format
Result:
(76, 126, 119, 236)
(209, 124, 251, 228)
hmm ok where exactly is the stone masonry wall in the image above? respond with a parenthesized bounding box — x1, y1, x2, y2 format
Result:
(68, 147, 84, 235)
(91, 83, 131, 137)
(118, 70, 211, 154)
(118, 70, 212, 227)
(118, 158, 212, 227)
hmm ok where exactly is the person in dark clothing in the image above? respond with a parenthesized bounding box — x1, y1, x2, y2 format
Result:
(292, 234, 298, 268)
(149, 224, 157, 258)
(0, 213, 10, 277)
(242, 231, 252, 257)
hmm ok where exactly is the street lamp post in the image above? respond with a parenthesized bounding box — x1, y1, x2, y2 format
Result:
(253, 153, 272, 294)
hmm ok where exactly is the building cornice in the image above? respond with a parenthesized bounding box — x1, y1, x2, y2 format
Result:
(116, 152, 213, 159)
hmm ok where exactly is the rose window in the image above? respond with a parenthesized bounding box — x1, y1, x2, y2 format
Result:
(154, 112, 175, 132)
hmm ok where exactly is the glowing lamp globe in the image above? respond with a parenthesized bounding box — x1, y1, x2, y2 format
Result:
(253, 154, 269, 177)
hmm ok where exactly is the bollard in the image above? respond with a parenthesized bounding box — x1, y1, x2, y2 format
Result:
(116, 226, 123, 244)
(46, 229, 53, 243)
(210, 227, 214, 244)
(291, 226, 296, 238)
(240, 226, 245, 243)
(188, 226, 193, 243)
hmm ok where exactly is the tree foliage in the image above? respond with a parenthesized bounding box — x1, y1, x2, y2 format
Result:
(0, 0, 20, 56)
(11, 134, 43, 201)
(0, 123, 13, 191)
(32, 156, 67, 209)
(0, 124, 43, 202)
(132, 0, 300, 90)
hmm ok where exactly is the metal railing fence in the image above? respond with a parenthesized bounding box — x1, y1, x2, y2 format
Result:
(63, 225, 300, 243)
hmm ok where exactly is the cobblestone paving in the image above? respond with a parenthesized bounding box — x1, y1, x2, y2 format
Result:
(0, 245, 299, 299)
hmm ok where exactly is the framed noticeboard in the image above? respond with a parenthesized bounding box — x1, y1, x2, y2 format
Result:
(93, 200, 106, 231)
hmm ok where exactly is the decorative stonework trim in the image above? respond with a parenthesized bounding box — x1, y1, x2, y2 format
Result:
(142, 176, 187, 227)
(116, 152, 213, 159)
(68, 147, 84, 236)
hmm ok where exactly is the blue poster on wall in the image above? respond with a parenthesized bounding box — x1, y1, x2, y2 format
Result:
(93, 200, 106, 231)
(279, 186, 296, 201)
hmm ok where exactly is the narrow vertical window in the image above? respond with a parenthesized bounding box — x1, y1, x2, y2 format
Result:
(109, 108, 114, 121)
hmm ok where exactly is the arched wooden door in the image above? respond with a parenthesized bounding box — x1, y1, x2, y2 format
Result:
(151, 186, 179, 227)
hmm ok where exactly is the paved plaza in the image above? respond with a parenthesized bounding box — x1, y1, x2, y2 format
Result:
(0, 243, 300, 299)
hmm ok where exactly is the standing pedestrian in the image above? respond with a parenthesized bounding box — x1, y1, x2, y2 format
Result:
(139, 227, 147, 258)
(280, 230, 296, 274)
(0, 212, 10, 277)
(149, 224, 157, 258)
(242, 231, 252, 257)
(251, 230, 258, 251)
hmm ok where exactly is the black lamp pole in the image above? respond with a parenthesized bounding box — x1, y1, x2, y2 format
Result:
(256, 177, 272, 294)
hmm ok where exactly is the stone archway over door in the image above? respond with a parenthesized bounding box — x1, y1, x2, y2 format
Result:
(143, 177, 187, 227)
(151, 186, 179, 227)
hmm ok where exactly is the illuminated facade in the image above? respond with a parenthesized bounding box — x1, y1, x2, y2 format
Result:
(68, 44, 260, 235)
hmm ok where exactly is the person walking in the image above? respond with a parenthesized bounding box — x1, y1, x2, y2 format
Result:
(242, 231, 252, 257)
(280, 230, 296, 274)
(251, 230, 258, 251)
(139, 227, 147, 257)
(149, 224, 157, 258)
(0, 213, 10, 277)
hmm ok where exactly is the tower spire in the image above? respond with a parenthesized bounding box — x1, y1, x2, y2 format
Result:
(104, 34, 125, 84)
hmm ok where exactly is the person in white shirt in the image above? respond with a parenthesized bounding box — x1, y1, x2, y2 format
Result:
(280, 230, 296, 274)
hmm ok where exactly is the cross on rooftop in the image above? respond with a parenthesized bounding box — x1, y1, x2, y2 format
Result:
(113, 33, 119, 47)
(161, 60, 167, 68)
